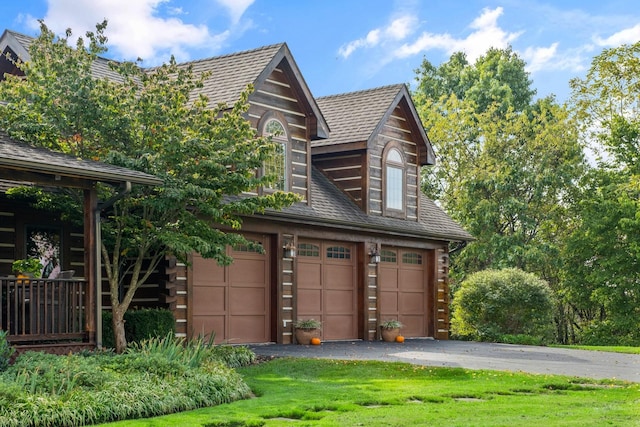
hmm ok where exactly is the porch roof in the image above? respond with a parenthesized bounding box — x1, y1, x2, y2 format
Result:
(0, 133, 162, 187)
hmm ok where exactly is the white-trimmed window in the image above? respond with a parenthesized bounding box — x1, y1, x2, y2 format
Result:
(384, 147, 405, 213)
(263, 118, 288, 191)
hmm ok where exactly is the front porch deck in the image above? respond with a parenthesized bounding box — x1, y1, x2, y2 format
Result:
(1, 277, 95, 354)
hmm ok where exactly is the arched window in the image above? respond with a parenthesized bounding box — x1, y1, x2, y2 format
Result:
(263, 118, 288, 191)
(384, 147, 404, 212)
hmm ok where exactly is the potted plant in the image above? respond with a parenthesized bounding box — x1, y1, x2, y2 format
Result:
(12, 258, 42, 278)
(293, 318, 321, 345)
(379, 319, 403, 342)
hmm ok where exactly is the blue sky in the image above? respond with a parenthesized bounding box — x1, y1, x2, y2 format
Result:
(1, 1, 639, 102)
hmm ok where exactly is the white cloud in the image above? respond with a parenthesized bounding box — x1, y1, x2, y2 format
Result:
(522, 43, 558, 73)
(594, 23, 640, 47)
(396, 7, 522, 62)
(338, 15, 417, 58)
(215, 0, 254, 25)
(39, 0, 229, 64)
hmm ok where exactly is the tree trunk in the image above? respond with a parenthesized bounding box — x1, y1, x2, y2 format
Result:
(112, 308, 127, 353)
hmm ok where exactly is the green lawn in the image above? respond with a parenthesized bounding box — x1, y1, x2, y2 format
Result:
(553, 345, 640, 355)
(101, 358, 640, 427)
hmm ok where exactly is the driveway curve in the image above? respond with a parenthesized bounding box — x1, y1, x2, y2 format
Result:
(250, 339, 640, 383)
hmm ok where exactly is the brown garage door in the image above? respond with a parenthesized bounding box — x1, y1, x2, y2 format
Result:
(191, 235, 270, 344)
(379, 248, 431, 337)
(297, 240, 358, 341)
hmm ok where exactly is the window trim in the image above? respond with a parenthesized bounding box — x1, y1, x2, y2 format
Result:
(259, 113, 291, 193)
(382, 143, 406, 218)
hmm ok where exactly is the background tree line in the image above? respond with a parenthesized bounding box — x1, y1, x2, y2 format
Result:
(412, 42, 640, 345)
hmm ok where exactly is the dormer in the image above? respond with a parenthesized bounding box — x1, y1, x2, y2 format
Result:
(181, 43, 329, 203)
(312, 84, 435, 220)
(0, 30, 32, 79)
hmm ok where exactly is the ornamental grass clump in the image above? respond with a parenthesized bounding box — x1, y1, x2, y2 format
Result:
(0, 335, 255, 426)
(0, 331, 14, 372)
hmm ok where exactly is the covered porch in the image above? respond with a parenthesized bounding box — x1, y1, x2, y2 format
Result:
(0, 133, 161, 353)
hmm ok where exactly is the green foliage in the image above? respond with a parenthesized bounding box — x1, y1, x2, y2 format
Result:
(379, 319, 403, 329)
(578, 320, 640, 346)
(0, 337, 253, 426)
(562, 41, 640, 345)
(210, 345, 256, 368)
(11, 259, 42, 277)
(293, 319, 322, 330)
(451, 268, 555, 342)
(126, 333, 215, 369)
(102, 309, 175, 349)
(0, 331, 14, 372)
(413, 47, 535, 116)
(0, 21, 299, 352)
(414, 48, 584, 285)
(497, 334, 546, 346)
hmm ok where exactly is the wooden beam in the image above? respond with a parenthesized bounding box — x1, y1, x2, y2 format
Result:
(83, 187, 97, 343)
(0, 169, 94, 189)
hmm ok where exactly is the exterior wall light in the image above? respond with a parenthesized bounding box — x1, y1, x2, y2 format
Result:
(283, 243, 296, 258)
(369, 246, 381, 264)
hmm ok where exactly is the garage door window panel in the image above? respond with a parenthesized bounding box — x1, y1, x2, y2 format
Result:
(326, 246, 351, 260)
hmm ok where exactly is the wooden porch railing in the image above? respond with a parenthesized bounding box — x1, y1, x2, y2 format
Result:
(1, 277, 91, 344)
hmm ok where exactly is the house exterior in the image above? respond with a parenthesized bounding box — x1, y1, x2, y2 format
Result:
(0, 133, 161, 353)
(0, 30, 471, 348)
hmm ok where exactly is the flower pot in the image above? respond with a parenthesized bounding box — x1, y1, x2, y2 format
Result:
(295, 328, 321, 345)
(381, 327, 400, 342)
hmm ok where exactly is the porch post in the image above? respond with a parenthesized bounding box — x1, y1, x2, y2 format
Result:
(83, 187, 98, 345)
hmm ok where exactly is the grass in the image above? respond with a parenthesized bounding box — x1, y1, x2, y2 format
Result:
(100, 358, 640, 427)
(553, 345, 640, 355)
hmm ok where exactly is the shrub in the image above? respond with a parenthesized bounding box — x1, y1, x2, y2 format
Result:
(0, 338, 252, 426)
(578, 320, 640, 346)
(451, 268, 554, 343)
(102, 308, 175, 349)
(0, 330, 14, 372)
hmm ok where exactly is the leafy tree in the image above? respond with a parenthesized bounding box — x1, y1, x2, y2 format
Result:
(563, 41, 640, 344)
(451, 268, 555, 342)
(0, 21, 298, 352)
(414, 48, 584, 282)
(413, 47, 535, 116)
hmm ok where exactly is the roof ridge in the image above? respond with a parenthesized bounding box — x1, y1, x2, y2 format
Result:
(169, 42, 285, 69)
(317, 83, 406, 100)
(5, 29, 35, 38)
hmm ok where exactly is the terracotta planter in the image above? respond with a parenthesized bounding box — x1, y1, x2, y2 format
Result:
(295, 328, 321, 345)
(380, 327, 400, 342)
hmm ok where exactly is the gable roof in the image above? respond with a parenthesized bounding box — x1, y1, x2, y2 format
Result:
(0, 29, 127, 84)
(314, 84, 435, 165)
(175, 43, 329, 139)
(264, 167, 472, 242)
(0, 133, 161, 186)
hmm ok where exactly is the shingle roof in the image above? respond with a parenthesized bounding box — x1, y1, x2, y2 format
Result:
(265, 167, 473, 242)
(174, 43, 285, 108)
(0, 133, 161, 186)
(5, 30, 33, 51)
(3, 29, 127, 83)
(313, 84, 406, 148)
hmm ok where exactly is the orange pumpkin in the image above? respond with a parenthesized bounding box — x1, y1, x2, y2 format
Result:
(310, 337, 321, 345)
(395, 335, 405, 343)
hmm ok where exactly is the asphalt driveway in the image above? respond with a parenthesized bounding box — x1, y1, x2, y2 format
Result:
(250, 339, 640, 383)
